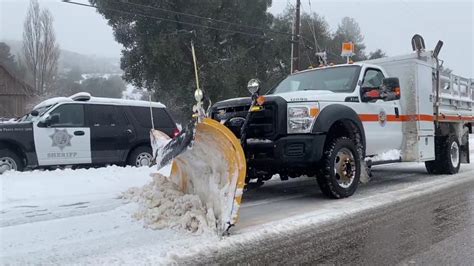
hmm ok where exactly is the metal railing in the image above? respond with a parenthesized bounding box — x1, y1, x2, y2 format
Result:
(437, 72, 473, 111)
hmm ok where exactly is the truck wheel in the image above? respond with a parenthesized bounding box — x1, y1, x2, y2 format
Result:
(317, 137, 361, 199)
(127, 146, 153, 167)
(425, 135, 460, 175)
(0, 149, 24, 174)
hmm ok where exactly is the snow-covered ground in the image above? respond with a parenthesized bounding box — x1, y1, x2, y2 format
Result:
(0, 165, 220, 264)
(1, 166, 153, 210)
(1, 136, 473, 264)
(0, 118, 17, 124)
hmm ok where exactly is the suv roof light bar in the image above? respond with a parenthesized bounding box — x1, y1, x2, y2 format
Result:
(70, 92, 92, 101)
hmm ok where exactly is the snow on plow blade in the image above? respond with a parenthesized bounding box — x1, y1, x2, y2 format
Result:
(151, 118, 246, 235)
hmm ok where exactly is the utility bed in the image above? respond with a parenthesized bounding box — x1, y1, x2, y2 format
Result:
(365, 51, 473, 161)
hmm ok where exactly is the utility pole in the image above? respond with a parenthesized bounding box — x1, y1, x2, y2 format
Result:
(291, 0, 301, 73)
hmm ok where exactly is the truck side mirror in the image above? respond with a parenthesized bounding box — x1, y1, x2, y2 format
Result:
(360, 87, 382, 102)
(30, 110, 39, 117)
(381, 77, 401, 101)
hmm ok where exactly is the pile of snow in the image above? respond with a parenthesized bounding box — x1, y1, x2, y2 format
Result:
(147, 127, 244, 235)
(1, 166, 154, 207)
(150, 129, 172, 165)
(0, 118, 18, 124)
(369, 149, 401, 162)
(123, 173, 215, 234)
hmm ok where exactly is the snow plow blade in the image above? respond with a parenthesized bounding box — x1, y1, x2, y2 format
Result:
(151, 118, 246, 235)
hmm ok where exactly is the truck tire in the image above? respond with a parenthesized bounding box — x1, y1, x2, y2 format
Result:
(317, 137, 361, 199)
(425, 135, 460, 175)
(424, 160, 440, 174)
(127, 146, 153, 167)
(0, 149, 24, 174)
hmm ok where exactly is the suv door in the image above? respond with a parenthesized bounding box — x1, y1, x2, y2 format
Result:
(85, 104, 131, 164)
(33, 103, 92, 166)
(357, 67, 403, 156)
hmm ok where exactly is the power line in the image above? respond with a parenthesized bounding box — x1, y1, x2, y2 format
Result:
(63, 1, 267, 38)
(307, 0, 322, 52)
(118, 0, 294, 38)
(64, 1, 294, 39)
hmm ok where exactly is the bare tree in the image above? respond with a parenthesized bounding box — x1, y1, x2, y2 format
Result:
(22, 0, 60, 95)
(39, 9, 60, 93)
(22, 0, 41, 91)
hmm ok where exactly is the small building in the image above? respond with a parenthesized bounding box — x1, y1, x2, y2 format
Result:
(0, 64, 35, 118)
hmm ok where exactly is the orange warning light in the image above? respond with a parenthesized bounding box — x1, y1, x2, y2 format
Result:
(341, 42, 355, 57)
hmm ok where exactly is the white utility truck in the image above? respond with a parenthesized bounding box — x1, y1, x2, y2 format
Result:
(210, 36, 473, 199)
(150, 36, 473, 233)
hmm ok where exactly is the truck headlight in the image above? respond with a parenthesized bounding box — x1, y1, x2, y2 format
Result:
(287, 103, 320, 134)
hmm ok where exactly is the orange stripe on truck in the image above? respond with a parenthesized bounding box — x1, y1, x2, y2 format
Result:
(358, 114, 474, 123)
(358, 114, 434, 122)
(399, 114, 434, 122)
(358, 114, 379, 122)
(437, 115, 474, 122)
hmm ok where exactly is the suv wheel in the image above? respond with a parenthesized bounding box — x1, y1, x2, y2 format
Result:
(317, 137, 361, 199)
(0, 149, 24, 174)
(128, 146, 153, 167)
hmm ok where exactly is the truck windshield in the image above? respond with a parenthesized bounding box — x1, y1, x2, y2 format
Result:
(270, 65, 361, 94)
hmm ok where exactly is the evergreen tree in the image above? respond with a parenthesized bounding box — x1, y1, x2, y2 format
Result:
(92, 1, 384, 121)
(330, 17, 367, 63)
(92, 0, 275, 122)
(0, 42, 19, 73)
(368, 49, 386, 60)
(80, 76, 125, 98)
(298, 12, 332, 68)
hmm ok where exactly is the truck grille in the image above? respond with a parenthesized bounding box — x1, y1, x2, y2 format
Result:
(212, 103, 278, 140)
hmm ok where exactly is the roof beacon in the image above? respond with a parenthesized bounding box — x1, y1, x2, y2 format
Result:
(341, 42, 355, 64)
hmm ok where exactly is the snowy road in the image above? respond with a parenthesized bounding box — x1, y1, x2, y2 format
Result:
(179, 164, 474, 264)
(1, 137, 473, 264)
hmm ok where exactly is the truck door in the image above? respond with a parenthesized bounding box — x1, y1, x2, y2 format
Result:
(33, 103, 92, 166)
(85, 104, 131, 164)
(357, 68, 403, 156)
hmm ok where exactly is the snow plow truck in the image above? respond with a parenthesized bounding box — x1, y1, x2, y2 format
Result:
(152, 35, 473, 234)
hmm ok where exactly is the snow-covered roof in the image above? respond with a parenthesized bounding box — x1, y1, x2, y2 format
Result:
(34, 93, 166, 110)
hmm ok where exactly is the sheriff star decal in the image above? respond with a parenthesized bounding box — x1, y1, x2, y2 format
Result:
(50, 129, 73, 151)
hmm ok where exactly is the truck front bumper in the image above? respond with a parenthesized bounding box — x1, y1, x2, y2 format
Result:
(245, 134, 326, 176)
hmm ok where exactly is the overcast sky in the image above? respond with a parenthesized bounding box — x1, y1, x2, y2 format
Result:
(0, 0, 473, 76)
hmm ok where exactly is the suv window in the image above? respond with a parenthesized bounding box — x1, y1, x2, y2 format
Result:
(130, 107, 175, 128)
(48, 104, 84, 127)
(362, 69, 385, 88)
(86, 105, 125, 127)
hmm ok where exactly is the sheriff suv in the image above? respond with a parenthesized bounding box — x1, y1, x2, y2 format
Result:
(0, 92, 178, 173)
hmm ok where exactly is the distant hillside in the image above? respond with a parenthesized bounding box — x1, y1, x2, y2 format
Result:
(60, 49, 121, 74)
(2, 40, 122, 74)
